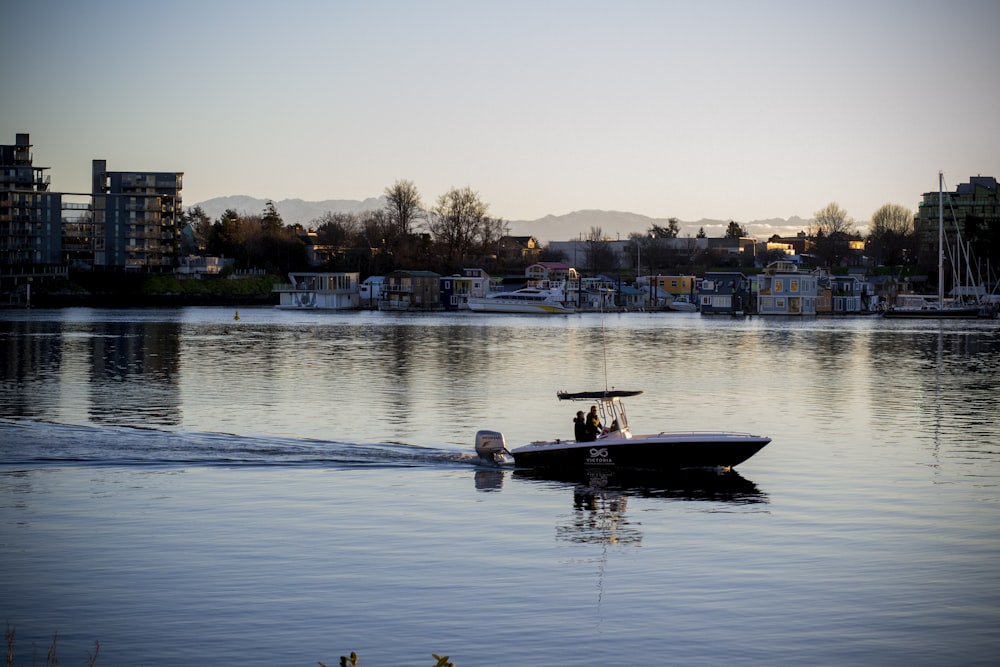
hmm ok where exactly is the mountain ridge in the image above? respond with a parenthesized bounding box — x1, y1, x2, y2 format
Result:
(190, 195, 815, 241)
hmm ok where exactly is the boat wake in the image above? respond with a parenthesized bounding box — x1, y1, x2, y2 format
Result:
(0, 418, 475, 469)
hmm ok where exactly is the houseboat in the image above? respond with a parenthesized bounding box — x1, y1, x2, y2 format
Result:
(273, 272, 360, 310)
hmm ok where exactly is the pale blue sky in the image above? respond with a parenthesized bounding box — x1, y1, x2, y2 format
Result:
(4, 0, 998, 229)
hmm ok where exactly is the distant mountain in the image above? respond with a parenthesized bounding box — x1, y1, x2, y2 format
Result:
(506, 211, 815, 242)
(189, 196, 813, 241)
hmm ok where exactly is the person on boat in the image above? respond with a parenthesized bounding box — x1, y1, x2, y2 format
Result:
(574, 411, 587, 441)
(585, 405, 602, 441)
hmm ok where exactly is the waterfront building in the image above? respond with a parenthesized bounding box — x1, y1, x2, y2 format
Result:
(828, 274, 870, 314)
(0, 133, 62, 267)
(757, 261, 817, 316)
(441, 268, 491, 310)
(699, 271, 754, 315)
(273, 271, 360, 309)
(360, 275, 385, 309)
(525, 261, 577, 283)
(91, 159, 183, 271)
(649, 274, 696, 297)
(379, 269, 442, 311)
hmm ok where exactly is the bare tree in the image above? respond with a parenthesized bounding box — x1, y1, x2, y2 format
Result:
(479, 215, 509, 260)
(585, 226, 617, 274)
(867, 203, 913, 266)
(812, 202, 856, 267)
(313, 211, 359, 246)
(384, 179, 423, 237)
(427, 186, 489, 267)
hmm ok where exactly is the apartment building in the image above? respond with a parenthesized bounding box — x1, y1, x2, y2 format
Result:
(1, 133, 183, 274)
(913, 175, 999, 271)
(0, 133, 62, 266)
(91, 159, 183, 271)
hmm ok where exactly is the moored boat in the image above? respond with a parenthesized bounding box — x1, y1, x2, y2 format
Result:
(882, 172, 991, 319)
(467, 283, 575, 314)
(881, 294, 981, 319)
(668, 294, 699, 312)
(475, 390, 770, 471)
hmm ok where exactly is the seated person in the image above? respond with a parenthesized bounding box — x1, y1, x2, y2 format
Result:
(573, 411, 588, 441)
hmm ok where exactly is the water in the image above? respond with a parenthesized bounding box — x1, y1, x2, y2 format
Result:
(1, 307, 998, 666)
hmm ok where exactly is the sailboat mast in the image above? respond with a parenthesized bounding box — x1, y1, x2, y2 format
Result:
(938, 171, 944, 303)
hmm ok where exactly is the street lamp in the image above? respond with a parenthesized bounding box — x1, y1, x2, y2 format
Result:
(648, 233, 656, 307)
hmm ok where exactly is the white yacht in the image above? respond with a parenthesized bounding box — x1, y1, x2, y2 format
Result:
(467, 283, 575, 314)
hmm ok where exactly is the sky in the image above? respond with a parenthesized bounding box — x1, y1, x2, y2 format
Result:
(4, 0, 999, 233)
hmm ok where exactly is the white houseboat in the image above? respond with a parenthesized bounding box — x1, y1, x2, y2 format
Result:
(273, 272, 360, 310)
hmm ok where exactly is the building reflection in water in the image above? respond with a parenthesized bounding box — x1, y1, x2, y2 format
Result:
(0, 318, 182, 428)
(86, 320, 182, 427)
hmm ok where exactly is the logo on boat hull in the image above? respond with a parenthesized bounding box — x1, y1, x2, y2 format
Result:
(586, 447, 613, 465)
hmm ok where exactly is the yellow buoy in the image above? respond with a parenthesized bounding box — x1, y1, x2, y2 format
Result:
(234, 310, 240, 321)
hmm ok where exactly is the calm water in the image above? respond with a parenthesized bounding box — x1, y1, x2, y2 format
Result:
(1, 307, 999, 666)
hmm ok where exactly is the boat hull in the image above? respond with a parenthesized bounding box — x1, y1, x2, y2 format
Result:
(510, 433, 770, 471)
(881, 307, 982, 319)
(467, 299, 575, 314)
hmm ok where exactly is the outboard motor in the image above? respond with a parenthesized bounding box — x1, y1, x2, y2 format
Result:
(475, 430, 513, 465)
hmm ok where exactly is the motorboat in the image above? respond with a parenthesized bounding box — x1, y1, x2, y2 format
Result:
(467, 283, 575, 314)
(475, 390, 770, 471)
(668, 294, 699, 312)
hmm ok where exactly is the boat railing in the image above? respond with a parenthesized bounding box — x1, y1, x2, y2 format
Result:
(655, 430, 759, 437)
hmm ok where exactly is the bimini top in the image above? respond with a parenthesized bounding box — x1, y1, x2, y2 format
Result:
(557, 390, 643, 401)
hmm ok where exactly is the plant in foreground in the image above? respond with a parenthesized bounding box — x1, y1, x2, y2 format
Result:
(4, 625, 99, 667)
(319, 651, 455, 667)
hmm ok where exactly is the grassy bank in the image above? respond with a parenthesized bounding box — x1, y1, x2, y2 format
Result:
(25, 272, 283, 307)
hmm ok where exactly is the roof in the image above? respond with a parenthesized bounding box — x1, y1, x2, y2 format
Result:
(558, 390, 643, 400)
(388, 270, 440, 278)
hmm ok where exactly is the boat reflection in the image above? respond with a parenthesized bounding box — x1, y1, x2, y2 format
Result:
(515, 466, 767, 504)
(475, 465, 767, 505)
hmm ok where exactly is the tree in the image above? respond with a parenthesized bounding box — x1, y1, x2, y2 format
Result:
(585, 226, 617, 274)
(182, 205, 212, 253)
(357, 209, 395, 274)
(867, 203, 913, 266)
(206, 207, 306, 274)
(812, 202, 857, 267)
(696, 227, 707, 238)
(384, 179, 423, 237)
(479, 215, 510, 267)
(313, 212, 359, 247)
(650, 218, 681, 239)
(427, 186, 489, 268)
(725, 221, 748, 239)
(261, 200, 283, 233)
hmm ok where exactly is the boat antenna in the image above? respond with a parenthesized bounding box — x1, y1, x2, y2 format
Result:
(938, 170, 944, 304)
(601, 295, 609, 393)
